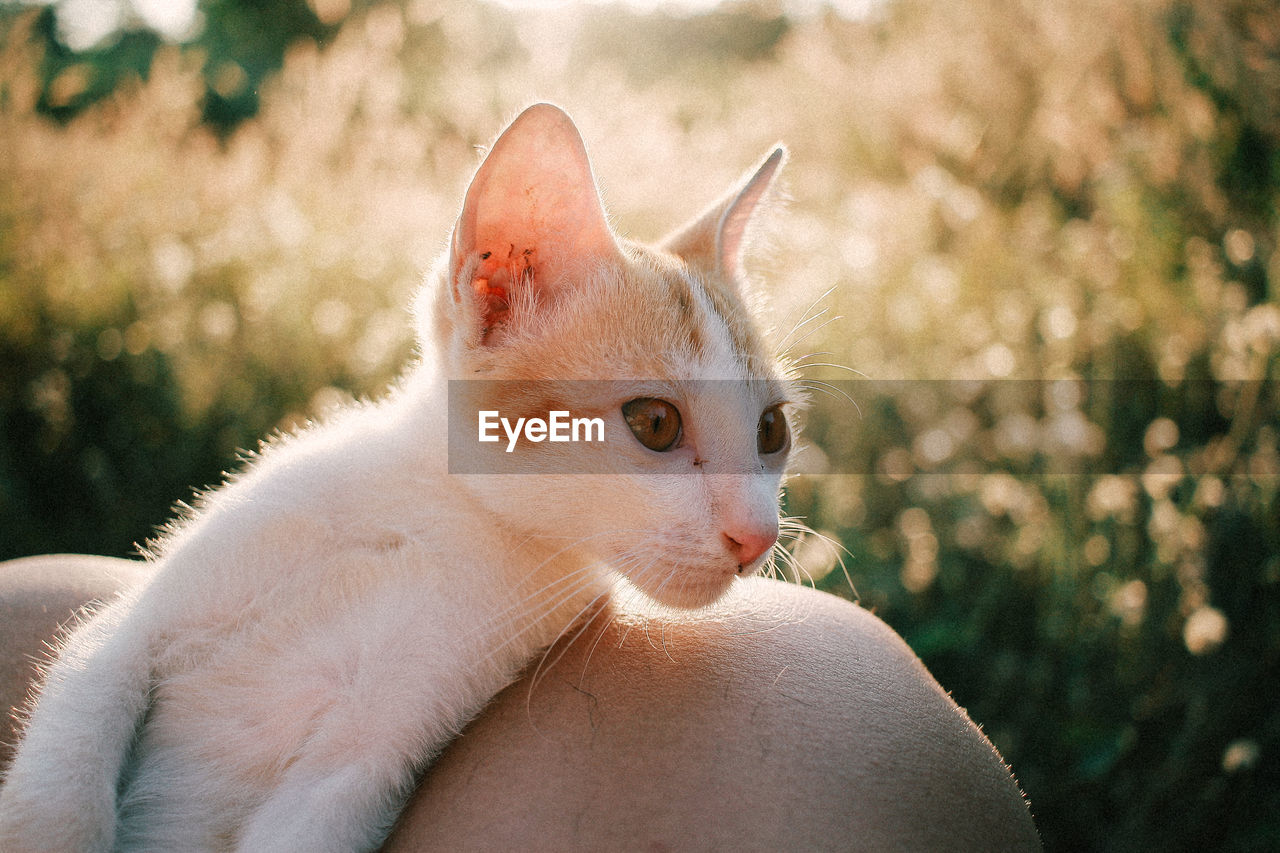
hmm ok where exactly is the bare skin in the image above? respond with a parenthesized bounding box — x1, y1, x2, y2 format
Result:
(0, 555, 1040, 850)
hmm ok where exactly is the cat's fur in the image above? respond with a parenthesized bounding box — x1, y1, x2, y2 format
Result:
(0, 104, 797, 851)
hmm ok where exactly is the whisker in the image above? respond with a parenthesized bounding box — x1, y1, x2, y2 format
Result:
(778, 307, 831, 352)
(789, 360, 868, 378)
(789, 349, 837, 364)
(465, 563, 598, 643)
(778, 284, 839, 351)
(782, 313, 842, 355)
(779, 520, 858, 600)
(577, 606, 623, 682)
(797, 379, 860, 414)
(469, 527, 642, 641)
(527, 583, 617, 696)
(625, 559, 682, 663)
(475, 571, 606, 668)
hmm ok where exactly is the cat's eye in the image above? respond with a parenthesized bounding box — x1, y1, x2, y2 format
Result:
(757, 404, 789, 455)
(622, 398, 682, 452)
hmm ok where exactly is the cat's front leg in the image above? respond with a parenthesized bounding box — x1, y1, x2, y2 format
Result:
(232, 666, 468, 853)
(0, 591, 152, 853)
(233, 755, 421, 853)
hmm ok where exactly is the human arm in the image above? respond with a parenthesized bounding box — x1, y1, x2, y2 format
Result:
(0, 557, 1040, 851)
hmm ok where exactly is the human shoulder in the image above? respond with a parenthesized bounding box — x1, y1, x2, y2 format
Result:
(387, 578, 1041, 851)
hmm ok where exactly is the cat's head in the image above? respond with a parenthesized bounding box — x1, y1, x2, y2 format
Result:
(424, 104, 800, 609)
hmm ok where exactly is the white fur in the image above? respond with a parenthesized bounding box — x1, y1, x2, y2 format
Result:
(0, 104, 792, 851)
(1, 369, 626, 851)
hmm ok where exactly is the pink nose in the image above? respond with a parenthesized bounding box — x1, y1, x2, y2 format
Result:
(723, 526, 778, 568)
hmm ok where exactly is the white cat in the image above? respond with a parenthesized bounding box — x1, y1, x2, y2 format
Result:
(0, 103, 798, 851)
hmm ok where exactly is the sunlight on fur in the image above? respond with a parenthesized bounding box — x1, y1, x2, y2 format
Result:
(0, 101, 832, 852)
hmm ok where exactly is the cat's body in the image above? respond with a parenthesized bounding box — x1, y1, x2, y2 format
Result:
(0, 104, 797, 851)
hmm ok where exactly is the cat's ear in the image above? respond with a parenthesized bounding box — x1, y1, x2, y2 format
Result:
(448, 103, 620, 344)
(662, 146, 786, 286)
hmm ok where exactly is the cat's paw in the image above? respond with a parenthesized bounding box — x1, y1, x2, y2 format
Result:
(234, 764, 400, 853)
(0, 781, 115, 853)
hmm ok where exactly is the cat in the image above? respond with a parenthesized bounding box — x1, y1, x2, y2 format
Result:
(0, 103, 799, 851)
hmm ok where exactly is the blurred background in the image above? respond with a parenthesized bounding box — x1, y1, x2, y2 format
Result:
(0, 0, 1277, 848)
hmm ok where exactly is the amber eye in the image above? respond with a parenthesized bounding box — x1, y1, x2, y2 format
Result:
(757, 404, 789, 455)
(622, 398, 682, 452)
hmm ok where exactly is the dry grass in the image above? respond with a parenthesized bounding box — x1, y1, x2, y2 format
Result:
(1, 1, 1277, 848)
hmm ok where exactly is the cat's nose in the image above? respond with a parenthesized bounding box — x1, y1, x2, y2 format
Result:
(723, 525, 778, 568)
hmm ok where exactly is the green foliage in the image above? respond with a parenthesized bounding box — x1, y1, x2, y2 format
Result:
(23, 7, 162, 122)
(2, 0, 337, 130)
(1, 1, 1277, 850)
(195, 0, 338, 130)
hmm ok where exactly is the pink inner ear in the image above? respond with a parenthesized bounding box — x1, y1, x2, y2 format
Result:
(717, 147, 785, 283)
(659, 145, 785, 287)
(451, 104, 620, 340)
(467, 246, 537, 334)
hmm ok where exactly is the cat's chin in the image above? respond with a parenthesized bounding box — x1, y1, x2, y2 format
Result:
(641, 573, 739, 610)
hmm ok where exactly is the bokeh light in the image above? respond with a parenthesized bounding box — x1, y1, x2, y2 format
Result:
(1, 0, 1277, 849)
